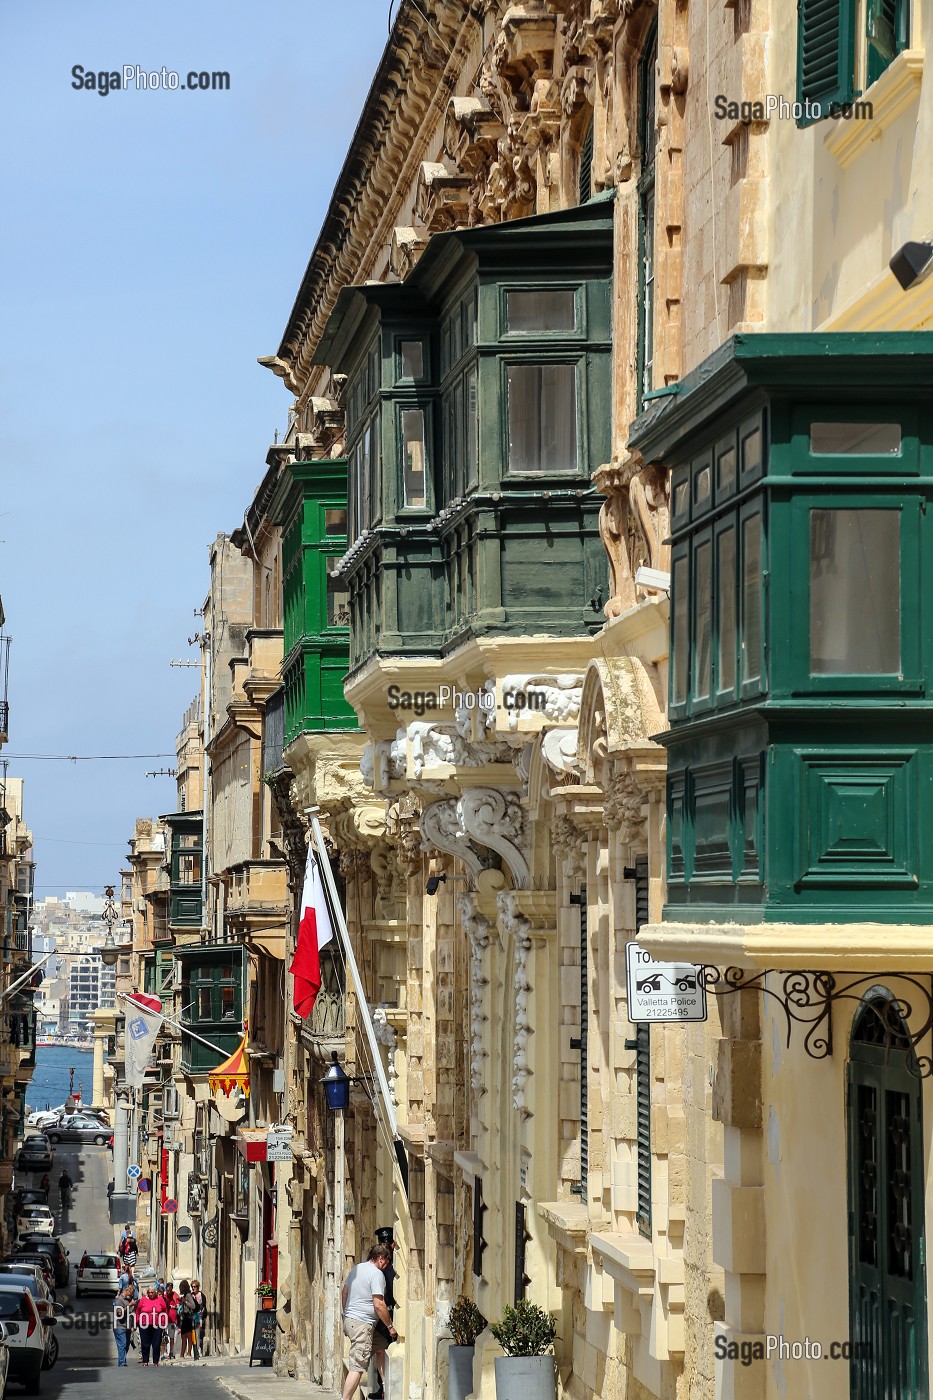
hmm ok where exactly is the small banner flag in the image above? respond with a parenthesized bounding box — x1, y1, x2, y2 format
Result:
(124, 993, 164, 1090)
(289, 841, 335, 1017)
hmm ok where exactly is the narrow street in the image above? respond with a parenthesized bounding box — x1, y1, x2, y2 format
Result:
(28, 1146, 325, 1400)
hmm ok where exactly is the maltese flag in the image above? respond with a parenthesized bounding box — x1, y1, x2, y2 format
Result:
(290, 843, 335, 1017)
(124, 993, 164, 1090)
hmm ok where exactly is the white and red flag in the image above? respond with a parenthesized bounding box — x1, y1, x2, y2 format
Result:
(124, 993, 164, 1090)
(289, 843, 335, 1017)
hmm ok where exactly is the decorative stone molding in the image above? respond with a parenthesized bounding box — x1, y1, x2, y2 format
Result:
(361, 733, 406, 792)
(407, 721, 505, 778)
(419, 788, 531, 888)
(551, 814, 587, 879)
(577, 658, 665, 777)
(500, 673, 584, 729)
(386, 793, 424, 875)
(458, 894, 492, 1094)
(372, 1007, 399, 1108)
(541, 727, 581, 780)
(388, 225, 428, 281)
(460, 789, 530, 890)
(498, 890, 535, 1114)
(415, 161, 472, 233)
(604, 772, 647, 844)
(338, 847, 372, 879)
(596, 457, 671, 618)
(443, 96, 505, 176)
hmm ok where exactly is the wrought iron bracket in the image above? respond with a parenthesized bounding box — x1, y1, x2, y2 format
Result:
(698, 967, 933, 1077)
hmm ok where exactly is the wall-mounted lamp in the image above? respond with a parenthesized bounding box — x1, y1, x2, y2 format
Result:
(321, 1051, 350, 1112)
(889, 239, 933, 291)
(425, 873, 447, 896)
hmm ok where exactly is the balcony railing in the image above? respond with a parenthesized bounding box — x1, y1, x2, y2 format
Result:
(226, 861, 289, 919)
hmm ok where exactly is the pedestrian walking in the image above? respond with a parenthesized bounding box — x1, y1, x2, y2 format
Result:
(58, 1169, 73, 1209)
(118, 1264, 138, 1299)
(113, 1285, 136, 1367)
(370, 1228, 398, 1400)
(161, 1284, 179, 1360)
(119, 1232, 138, 1268)
(136, 1285, 167, 1366)
(190, 1278, 206, 1358)
(340, 1245, 396, 1400)
(178, 1281, 198, 1358)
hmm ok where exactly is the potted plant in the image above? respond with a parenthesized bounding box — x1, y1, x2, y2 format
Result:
(448, 1297, 485, 1400)
(490, 1300, 557, 1400)
(256, 1282, 276, 1311)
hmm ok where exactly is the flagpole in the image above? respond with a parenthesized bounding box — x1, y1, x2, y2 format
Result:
(118, 992, 231, 1057)
(307, 813, 409, 1193)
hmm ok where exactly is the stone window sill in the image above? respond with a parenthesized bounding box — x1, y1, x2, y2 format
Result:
(824, 50, 924, 169)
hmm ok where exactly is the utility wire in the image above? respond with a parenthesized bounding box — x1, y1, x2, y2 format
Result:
(2, 752, 175, 762)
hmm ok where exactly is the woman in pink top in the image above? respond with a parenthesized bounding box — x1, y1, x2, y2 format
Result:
(136, 1285, 168, 1366)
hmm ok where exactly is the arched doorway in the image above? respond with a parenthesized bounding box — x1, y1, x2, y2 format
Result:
(847, 992, 928, 1396)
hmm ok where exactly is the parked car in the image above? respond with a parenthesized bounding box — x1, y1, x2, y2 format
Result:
(24, 1113, 58, 1132)
(0, 1275, 54, 1325)
(0, 1285, 55, 1392)
(13, 1212, 52, 1243)
(9, 1196, 47, 1216)
(13, 1141, 52, 1175)
(45, 1118, 109, 1147)
(0, 1320, 11, 1399)
(9, 1240, 67, 1290)
(74, 1252, 120, 1298)
(1, 1261, 55, 1300)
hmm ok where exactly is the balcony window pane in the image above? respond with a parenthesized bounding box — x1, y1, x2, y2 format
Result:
(507, 363, 577, 472)
(694, 541, 712, 700)
(220, 986, 237, 1020)
(400, 341, 424, 379)
(178, 854, 200, 885)
(324, 508, 347, 537)
(326, 557, 350, 627)
(671, 556, 688, 706)
(506, 289, 575, 333)
(810, 509, 900, 674)
(717, 528, 736, 693)
(810, 422, 901, 455)
(197, 988, 212, 1020)
(402, 409, 427, 507)
(741, 516, 762, 684)
(466, 367, 478, 483)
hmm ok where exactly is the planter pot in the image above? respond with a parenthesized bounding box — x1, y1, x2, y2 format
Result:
(494, 1355, 556, 1400)
(259, 1296, 276, 1311)
(448, 1344, 475, 1400)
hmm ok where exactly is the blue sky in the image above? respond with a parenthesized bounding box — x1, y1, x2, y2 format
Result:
(0, 0, 390, 893)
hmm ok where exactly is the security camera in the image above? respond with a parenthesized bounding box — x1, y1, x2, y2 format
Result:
(889, 240, 933, 292)
(425, 873, 447, 896)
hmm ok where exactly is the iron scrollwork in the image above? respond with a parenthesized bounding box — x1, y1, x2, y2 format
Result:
(698, 967, 933, 1078)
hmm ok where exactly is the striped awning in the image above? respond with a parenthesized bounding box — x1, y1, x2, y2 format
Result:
(208, 1030, 250, 1098)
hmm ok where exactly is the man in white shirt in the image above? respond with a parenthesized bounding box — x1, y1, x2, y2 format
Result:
(341, 1245, 396, 1400)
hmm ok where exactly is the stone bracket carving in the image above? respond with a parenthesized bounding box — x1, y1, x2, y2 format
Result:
(420, 788, 531, 889)
(458, 894, 492, 1096)
(499, 890, 535, 1115)
(372, 1007, 399, 1108)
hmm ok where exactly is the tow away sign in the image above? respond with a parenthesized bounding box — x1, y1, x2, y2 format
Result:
(626, 943, 707, 1024)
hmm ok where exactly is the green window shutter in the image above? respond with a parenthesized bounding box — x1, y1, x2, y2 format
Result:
(796, 0, 856, 125)
(578, 119, 593, 204)
(866, 0, 909, 85)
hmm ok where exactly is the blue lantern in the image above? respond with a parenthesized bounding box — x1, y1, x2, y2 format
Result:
(322, 1051, 350, 1111)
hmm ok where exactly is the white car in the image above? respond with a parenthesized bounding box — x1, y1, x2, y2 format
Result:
(74, 1252, 120, 1298)
(0, 1272, 55, 1321)
(0, 1321, 11, 1399)
(0, 1286, 54, 1393)
(15, 1209, 54, 1240)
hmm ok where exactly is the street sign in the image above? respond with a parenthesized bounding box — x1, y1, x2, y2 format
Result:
(625, 943, 707, 1024)
(176, 1226, 192, 1242)
(266, 1129, 293, 1163)
(162, 1198, 178, 1215)
(137, 1178, 152, 1193)
(127, 1164, 142, 1180)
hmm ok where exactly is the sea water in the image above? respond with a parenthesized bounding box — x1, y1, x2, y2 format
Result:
(27, 1046, 95, 1113)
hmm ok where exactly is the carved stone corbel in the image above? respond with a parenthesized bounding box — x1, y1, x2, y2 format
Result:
(388, 226, 428, 281)
(460, 789, 530, 890)
(604, 769, 648, 846)
(458, 894, 492, 1096)
(498, 890, 535, 1115)
(415, 161, 472, 233)
(551, 814, 587, 879)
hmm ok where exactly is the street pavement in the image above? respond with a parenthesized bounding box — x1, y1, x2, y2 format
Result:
(14, 1143, 338, 1400)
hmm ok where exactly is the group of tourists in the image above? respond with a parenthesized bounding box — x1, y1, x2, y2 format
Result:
(111, 1223, 205, 1367)
(112, 1276, 205, 1367)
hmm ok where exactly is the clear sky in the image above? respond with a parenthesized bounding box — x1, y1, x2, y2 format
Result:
(0, 0, 391, 893)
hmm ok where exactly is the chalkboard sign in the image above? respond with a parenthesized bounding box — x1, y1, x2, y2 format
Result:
(249, 1309, 281, 1366)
